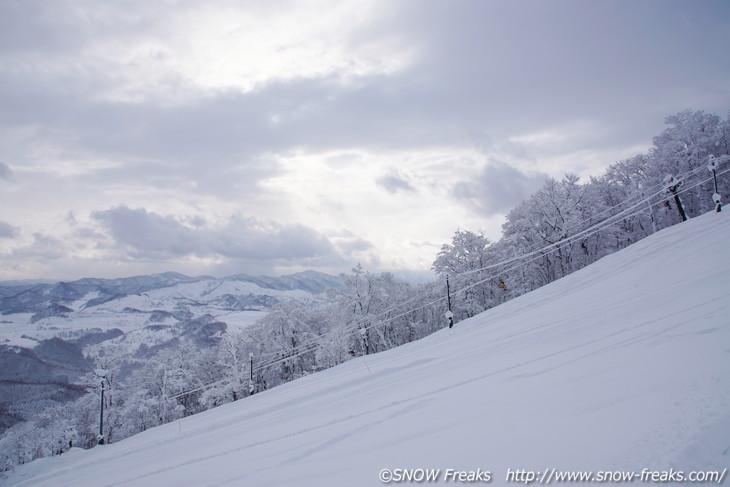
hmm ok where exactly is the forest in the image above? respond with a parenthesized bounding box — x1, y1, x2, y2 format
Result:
(1, 109, 728, 470)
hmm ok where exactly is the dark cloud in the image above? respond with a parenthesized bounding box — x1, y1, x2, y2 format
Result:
(210, 216, 338, 262)
(380, 0, 730, 151)
(92, 206, 201, 258)
(12, 233, 66, 261)
(376, 172, 416, 194)
(92, 206, 342, 265)
(0, 162, 12, 180)
(453, 162, 548, 217)
(0, 221, 18, 238)
(333, 236, 374, 254)
(0, 85, 285, 197)
(0, 1, 171, 54)
(0, 2, 84, 54)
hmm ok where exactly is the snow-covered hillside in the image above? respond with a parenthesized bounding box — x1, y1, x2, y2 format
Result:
(0, 271, 342, 349)
(4, 212, 729, 487)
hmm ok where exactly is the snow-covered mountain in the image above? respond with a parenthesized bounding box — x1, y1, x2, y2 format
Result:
(0, 271, 343, 436)
(0, 270, 343, 349)
(4, 212, 728, 486)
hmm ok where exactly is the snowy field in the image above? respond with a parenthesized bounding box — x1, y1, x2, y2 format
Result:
(4, 212, 729, 486)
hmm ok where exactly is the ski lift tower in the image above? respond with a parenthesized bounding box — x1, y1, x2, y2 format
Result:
(95, 369, 107, 445)
(708, 156, 722, 212)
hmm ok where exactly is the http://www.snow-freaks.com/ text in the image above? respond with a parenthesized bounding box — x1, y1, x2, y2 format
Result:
(378, 467, 728, 484)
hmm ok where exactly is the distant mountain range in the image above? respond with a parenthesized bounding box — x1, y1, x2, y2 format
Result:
(0, 270, 343, 315)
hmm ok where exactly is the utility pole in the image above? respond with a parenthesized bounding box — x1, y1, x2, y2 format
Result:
(646, 201, 657, 234)
(664, 174, 688, 222)
(97, 374, 106, 445)
(445, 275, 454, 328)
(249, 353, 255, 395)
(708, 156, 722, 212)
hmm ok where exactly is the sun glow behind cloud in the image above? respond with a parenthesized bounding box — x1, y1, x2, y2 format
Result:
(259, 147, 523, 271)
(65, 0, 414, 104)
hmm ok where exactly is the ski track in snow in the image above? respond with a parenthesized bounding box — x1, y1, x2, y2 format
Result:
(4, 212, 730, 486)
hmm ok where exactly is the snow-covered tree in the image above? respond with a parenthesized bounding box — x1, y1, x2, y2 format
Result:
(648, 110, 730, 219)
(432, 230, 496, 319)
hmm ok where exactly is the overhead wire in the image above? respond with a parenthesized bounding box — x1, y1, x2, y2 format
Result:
(249, 163, 730, 377)
(452, 161, 721, 280)
(167, 161, 729, 402)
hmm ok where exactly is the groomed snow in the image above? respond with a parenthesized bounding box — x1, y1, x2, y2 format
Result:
(5, 212, 730, 486)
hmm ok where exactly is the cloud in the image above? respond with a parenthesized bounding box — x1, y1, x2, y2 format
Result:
(210, 216, 337, 262)
(92, 206, 201, 258)
(12, 233, 66, 261)
(453, 162, 548, 217)
(91, 206, 341, 266)
(0, 162, 12, 180)
(1, 0, 729, 281)
(332, 235, 374, 254)
(376, 171, 416, 194)
(0, 0, 412, 105)
(2, 1, 726, 193)
(0, 221, 18, 238)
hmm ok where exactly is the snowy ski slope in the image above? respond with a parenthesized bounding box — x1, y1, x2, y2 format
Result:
(5, 212, 730, 486)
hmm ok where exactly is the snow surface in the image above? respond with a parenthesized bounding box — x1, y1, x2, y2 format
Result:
(5, 212, 730, 487)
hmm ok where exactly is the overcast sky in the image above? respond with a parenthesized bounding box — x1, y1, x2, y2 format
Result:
(0, 0, 728, 282)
